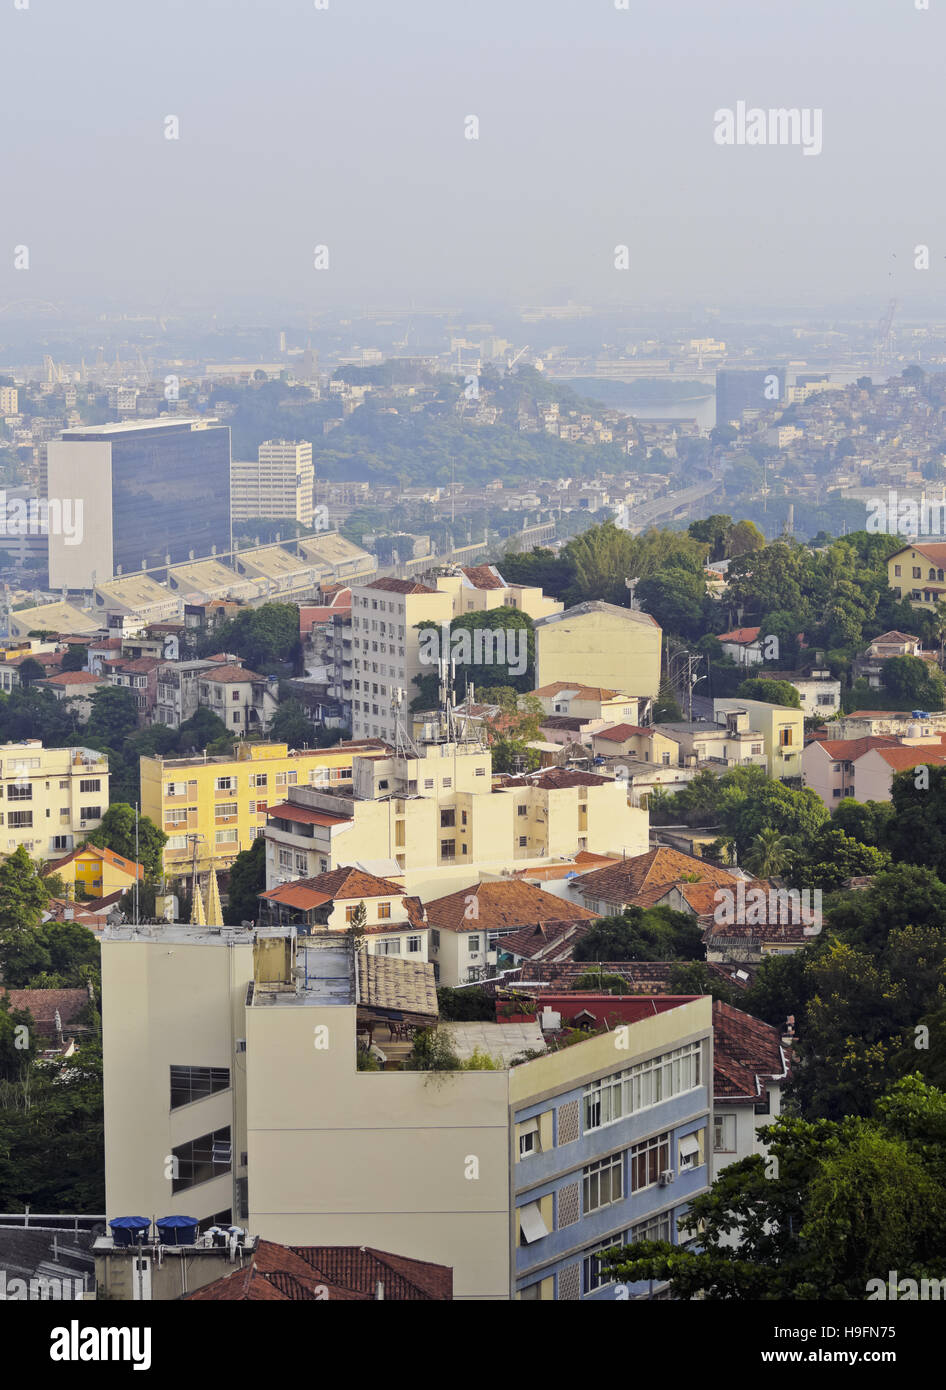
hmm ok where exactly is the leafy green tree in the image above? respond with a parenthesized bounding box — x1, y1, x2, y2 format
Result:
(16, 658, 46, 686)
(177, 707, 232, 752)
(722, 777, 828, 857)
(829, 863, 946, 954)
(635, 569, 707, 640)
(59, 646, 88, 672)
(742, 826, 794, 877)
(881, 654, 945, 707)
(736, 677, 801, 708)
(85, 804, 167, 881)
(831, 798, 895, 849)
(688, 514, 732, 562)
(85, 685, 138, 744)
(572, 906, 703, 962)
(269, 698, 318, 748)
(885, 765, 946, 881)
(603, 1082, 946, 1300)
(652, 678, 683, 724)
(0, 994, 37, 1080)
(726, 518, 765, 558)
(787, 828, 890, 894)
(208, 602, 302, 672)
(224, 837, 266, 925)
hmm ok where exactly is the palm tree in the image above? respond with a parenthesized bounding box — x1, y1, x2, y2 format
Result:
(743, 826, 793, 878)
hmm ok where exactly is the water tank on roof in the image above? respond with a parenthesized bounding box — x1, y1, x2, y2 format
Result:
(155, 1215, 199, 1246)
(912, 710, 931, 719)
(109, 1216, 151, 1247)
(909, 725, 921, 739)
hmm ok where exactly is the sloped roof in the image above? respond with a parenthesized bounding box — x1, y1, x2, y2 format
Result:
(266, 802, 352, 827)
(531, 681, 623, 701)
(424, 879, 600, 933)
(717, 626, 762, 644)
(870, 746, 946, 772)
(357, 952, 438, 1017)
(40, 671, 103, 687)
(593, 723, 658, 741)
(576, 846, 737, 906)
(45, 843, 143, 880)
(202, 664, 267, 683)
(498, 918, 594, 962)
(460, 564, 505, 590)
(266, 865, 406, 902)
(0, 988, 88, 1031)
(365, 577, 436, 595)
(713, 999, 790, 1101)
(186, 1239, 451, 1301)
(808, 735, 900, 761)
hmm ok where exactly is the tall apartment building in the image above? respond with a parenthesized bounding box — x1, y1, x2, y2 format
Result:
(100, 922, 712, 1300)
(140, 739, 380, 880)
(715, 367, 786, 428)
(0, 386, 18, 415)
(47, 417, 232, 589)
(0, 740, 108, 858)
(263, 740, 649, 899)
(350, 578, 454, 742)
(230, 440, 314, 528)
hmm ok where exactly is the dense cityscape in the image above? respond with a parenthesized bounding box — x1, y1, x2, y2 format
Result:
(1, 0, 944, 1363)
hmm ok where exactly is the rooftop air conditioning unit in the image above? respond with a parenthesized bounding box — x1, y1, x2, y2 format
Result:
(658, 1170, 674, 1187)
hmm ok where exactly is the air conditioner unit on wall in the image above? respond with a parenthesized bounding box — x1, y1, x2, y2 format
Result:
(658, 1170, 674, 1187)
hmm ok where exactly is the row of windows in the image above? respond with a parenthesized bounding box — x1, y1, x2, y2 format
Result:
(583, 1043, 702, 1133)
(583, 1210, 677, 1294)
(171, 1126, 231, 1193)
(165, 768, 350, 798)
(170, 1064, 230, 1110)
(894, 563, 945, 582)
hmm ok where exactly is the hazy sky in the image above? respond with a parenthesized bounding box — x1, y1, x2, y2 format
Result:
(2, 0, 945, 314)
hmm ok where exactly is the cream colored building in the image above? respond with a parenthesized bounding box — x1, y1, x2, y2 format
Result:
(532, 683, 643, 726)
(0, 740, 108, 858)
(0, 386, 18, 415)
(263, 741, 649, 900)
(230, 440, 314, 528)
(712, 698, 805, 781)
(140, 739, 378, 879)
(533, 602, 662, 701)
(100, 922, 712, 1301)
(350, 578, 454, 743)
(433, 565, 563, 621)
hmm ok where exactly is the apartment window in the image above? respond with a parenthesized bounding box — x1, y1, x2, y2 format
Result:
(377, 902, 391, 920)
(166, 808, 188, 825)
(467, 934, 480, 954)
(215, 777, 235, 792)
(894, 564, 901, 577)
(7, 784, 32, 800)
(440, 809, 456, 829)
(279, 848, 293, 869)
(52, 835, 72, 851)
(583, 1236, 624, 1294)
(376, 938, 400, 955)
(78, 778, 101, 794)
(518, 1201, 549, 1245)
(913, 566, 922, 579)
(424, 778, 434, 791)
(215, 829, 238, 844)
(80, 806, 102, 821)
(440, 839, 456, 860)
(678, 1129, 705, 1172)
(345, 905, 361, 923)
(517, 805, 528, 817)
(442, 777, 452, 789)
(232, 713, 241, 725)
(475, 767, 486, 776)
(431, 929, 440, 949)
(583, 1154, 624, 1214)
(518, 1118, 539, 1159)
(251, 773, 268, 788)
(167, 835, 188, 850)
(215, 802, 238, 820)
(584, 1043, 702, 1133)
(779, 727, 793, 747)
(630, 1210, 674, 1245)
(171, 1126, 231, 1193)
(232, 690, 240, 701)
(59, 780, 69, 789)
(170, 1065, 230, 1110)
(630, 1132, 671, 1192)
(406, 935, 422, 953)
(714, 1114, 737, 1152)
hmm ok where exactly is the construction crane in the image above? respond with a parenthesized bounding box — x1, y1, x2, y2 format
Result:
(505, 345, 529, 369)
(43, 354, 65, 385)
(875, 298, 897, 366)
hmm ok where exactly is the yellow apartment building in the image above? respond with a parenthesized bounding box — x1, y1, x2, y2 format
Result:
(140, 740, 382, 880)
(0, 740, 109, 860)
(533, 602, 662, 701)
(433, 564, 564, 620)
(99, 922, 712, 1301)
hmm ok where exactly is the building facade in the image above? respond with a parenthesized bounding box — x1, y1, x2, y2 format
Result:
(0, 740, 108, 858)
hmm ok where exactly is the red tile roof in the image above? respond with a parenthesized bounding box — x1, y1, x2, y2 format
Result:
(186, 1240, 452, 1301)
(424, 879, 600, 933)
(871, 746, 946, 772)
(460, 564, 505, 590)
(0, 987, 88, 1032)
(717, 626, 762, 645)
(576, 847, 737, 907)
(45, 843, 143, 879)
(593, 724, 657, 742)
(262, 865, 407, 904)
(808, 735, 900, 761)
(712, 999, 790, 1101)
(365, 578, 436, 594)
(203, 664, 267, 683)
(40, 671, 103, 686)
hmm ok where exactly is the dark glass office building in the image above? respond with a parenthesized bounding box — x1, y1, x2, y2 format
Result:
(715, 368, 786, 428)
(49, 418, 231, 585)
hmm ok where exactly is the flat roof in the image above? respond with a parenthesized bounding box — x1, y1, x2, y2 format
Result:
(61, 417, 217, 437)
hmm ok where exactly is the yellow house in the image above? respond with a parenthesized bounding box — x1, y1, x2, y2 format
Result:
(712, 698, 805, 780)
(887, 541, 946, 612)
(533, 602, 662, 701)
(140, 739, 384, 880)
(45, 842, 144, 898)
